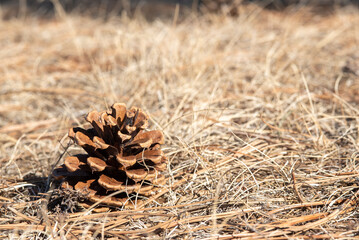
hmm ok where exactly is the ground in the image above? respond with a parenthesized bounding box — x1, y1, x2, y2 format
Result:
(0, 2, 359, 239)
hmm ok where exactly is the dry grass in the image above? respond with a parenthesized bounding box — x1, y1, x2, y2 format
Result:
(1, 2, 359, 239)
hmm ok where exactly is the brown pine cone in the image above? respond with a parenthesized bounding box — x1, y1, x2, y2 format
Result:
(53, 103, 167, 208)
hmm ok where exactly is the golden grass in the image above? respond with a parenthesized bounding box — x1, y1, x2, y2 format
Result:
(1, 3, 359, 239)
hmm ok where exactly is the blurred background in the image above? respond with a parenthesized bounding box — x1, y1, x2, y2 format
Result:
(1, 0, 359, 19)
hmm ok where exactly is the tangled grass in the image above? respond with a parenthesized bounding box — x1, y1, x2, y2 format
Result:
(1, 2, 359, 239)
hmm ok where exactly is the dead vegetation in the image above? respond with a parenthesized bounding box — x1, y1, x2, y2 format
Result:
(0, 2, 359, 239)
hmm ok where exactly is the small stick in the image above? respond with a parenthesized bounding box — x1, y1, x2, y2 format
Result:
(292, 171, 306, 204)
(6, 206, 40, 223)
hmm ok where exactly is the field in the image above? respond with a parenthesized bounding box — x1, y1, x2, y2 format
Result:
(1, 2, 359, 239)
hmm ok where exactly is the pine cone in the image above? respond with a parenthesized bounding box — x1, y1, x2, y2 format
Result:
(53, 103, 167, 208)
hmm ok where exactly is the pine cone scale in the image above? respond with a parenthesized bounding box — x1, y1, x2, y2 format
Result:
(97, 174, 154, 194)
(87, 157, 107, 172)
(111, 103, 127, 126)
(88, 195, 131, 207)
(64, 156, 86, 172)
(116, 153, 137, 167)
(135, 149, 164, 164)
(74, 131, 96, 148)
(125, 169, 158, 182)
(118, 131, 131, 141)
(131, 130, 164, 145)
(98, 174, 125, 191)
(86, 111, 106, 138)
